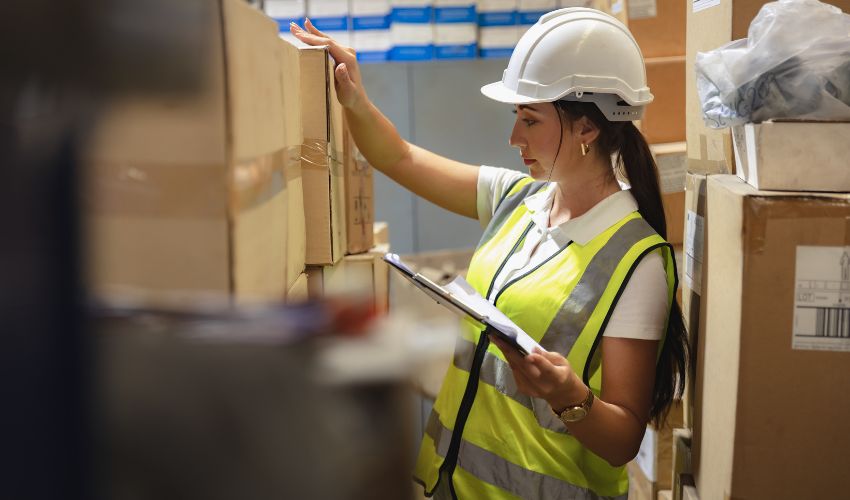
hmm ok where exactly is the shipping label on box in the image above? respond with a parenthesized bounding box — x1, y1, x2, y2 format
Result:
(793, 246, 850, 352)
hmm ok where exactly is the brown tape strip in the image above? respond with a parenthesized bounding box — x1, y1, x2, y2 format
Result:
(85, 161, 228, 218)
(229, 147, 295, 212)
(86, 146, 296, 218)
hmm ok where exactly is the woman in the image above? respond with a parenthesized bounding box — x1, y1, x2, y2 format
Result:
(292, 8, 688, 500)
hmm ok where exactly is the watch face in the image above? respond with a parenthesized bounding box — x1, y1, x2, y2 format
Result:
(562, 407, 588, 423)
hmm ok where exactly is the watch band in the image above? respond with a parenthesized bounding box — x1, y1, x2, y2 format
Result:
(552, 386, 594, 424)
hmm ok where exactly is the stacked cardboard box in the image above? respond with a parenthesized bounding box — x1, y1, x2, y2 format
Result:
(84, 1, 377, 309)
(84, 0, 297, 306)
(627, 0, 686, 246)
(627, 401, 684, 500)
(683, 3, 850, 498)
(301, 45, 383, 311)
(696, 175, 850, 499)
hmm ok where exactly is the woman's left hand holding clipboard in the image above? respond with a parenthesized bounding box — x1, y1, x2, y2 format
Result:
(490, 337, 584, 411)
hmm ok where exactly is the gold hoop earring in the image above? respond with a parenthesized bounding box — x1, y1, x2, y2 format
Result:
(581, 143, 590, 156)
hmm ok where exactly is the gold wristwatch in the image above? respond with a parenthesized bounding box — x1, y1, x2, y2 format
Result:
(553, 387, 594, 424)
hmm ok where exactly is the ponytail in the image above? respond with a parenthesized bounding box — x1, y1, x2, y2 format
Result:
(554, 100, 690, 426)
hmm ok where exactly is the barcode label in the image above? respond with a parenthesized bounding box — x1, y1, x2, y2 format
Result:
(793, 246, 850, 352)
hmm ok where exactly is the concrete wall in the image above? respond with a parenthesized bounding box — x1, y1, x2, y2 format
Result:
(361, 59, 526, 254)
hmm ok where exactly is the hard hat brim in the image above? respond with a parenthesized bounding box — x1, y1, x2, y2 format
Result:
(480, 81, 550, 105)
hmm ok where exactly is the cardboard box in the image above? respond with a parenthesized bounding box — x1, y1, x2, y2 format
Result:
(641, 56, 685, 145)
(628, 0, 685, 58)
(657, 490, 672, 500)
(732, 120, 850, 192)
(307, 246, 390, 314)
(652, 142, 687, 245)
(681, 172, 707, 434)
(300, 46, 347, 265)
(681, 484, 698, 500)
(699, 175, 850, 499)
(633, 400, 684, 497)
(343, 119, 375, 255)
(671, 428, 692, 500)
(280, 40, 306, 290)
(84, 0, 293, 305)
(685, 0, 850, 175)
(373, 221, 389, 246)
(287, 272, 309, 303)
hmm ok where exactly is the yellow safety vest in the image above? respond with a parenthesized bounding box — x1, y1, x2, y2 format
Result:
(414, 177, 677, 499)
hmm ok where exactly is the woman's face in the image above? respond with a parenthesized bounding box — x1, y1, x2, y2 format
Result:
(509, 103, 570, 180)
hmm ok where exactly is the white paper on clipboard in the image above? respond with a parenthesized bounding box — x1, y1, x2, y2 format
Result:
(384, 253, 544, 355)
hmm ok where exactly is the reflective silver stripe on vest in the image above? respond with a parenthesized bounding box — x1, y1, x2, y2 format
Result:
(424, 408, 626, 500)
(540, 217, 656, 358)
(454, 337, 568, 434)
(478, 180, 548, 249)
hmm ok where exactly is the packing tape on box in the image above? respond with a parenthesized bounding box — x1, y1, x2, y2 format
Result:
(88, 146, 295, 218)
(230, 146, 299, 212)
(301, 138, 343, 177)
(747, 194, 850, 256)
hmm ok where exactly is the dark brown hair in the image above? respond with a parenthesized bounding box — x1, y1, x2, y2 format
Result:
(554, 99, 689, 426)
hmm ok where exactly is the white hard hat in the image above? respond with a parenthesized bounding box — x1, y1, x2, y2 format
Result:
(481, 8, 653, 121)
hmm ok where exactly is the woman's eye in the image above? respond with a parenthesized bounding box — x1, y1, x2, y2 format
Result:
(523, 119, 537, 126)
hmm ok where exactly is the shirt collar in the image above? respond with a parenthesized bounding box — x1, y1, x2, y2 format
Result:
(523, 184, 639, 246)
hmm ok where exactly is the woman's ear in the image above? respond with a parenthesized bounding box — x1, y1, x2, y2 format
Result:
(576, 116, 601, 146)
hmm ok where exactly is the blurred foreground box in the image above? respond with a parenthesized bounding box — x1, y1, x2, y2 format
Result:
(84, 0, 298, 305)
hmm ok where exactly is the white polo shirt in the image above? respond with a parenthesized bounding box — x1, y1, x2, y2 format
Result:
(477, 166, 667, 341)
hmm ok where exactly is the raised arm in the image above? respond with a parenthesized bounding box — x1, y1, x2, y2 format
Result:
(291, 20, 479, 219)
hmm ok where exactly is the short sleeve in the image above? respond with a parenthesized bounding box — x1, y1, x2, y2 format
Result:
(602, 251, 669, 341)
(477, 166, 528, 228)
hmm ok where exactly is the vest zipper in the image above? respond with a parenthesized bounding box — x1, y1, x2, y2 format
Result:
(436, 221, 532, 498)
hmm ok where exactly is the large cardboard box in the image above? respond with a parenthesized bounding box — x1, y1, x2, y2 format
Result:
(652, 142, 687, 245)
(280, 39, 307, 290)
(300, 46, 347, 265)
(628, 0, 685, 58)
(671, 428, 692, 500)
(641, 56, 685, 145)
(632, 400, 684, 499)
(306, 246, 390, 314)
(681, 172, 708, 434)
(699, 175, 850, 499)
(685, 0, 850, 175)
(85, 0, 293, 305)
(287, 272, 309, 303)
(343, 119, 375, 255)
(732, 120, 850, 192)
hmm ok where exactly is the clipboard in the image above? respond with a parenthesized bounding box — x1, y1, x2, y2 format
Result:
(383, 253, 542, 356)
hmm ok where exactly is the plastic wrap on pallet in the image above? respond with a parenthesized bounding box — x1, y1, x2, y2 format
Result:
(434, 0, 477, 59)
(390, 0, 434, 60)
(351, 0, 392, 62)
